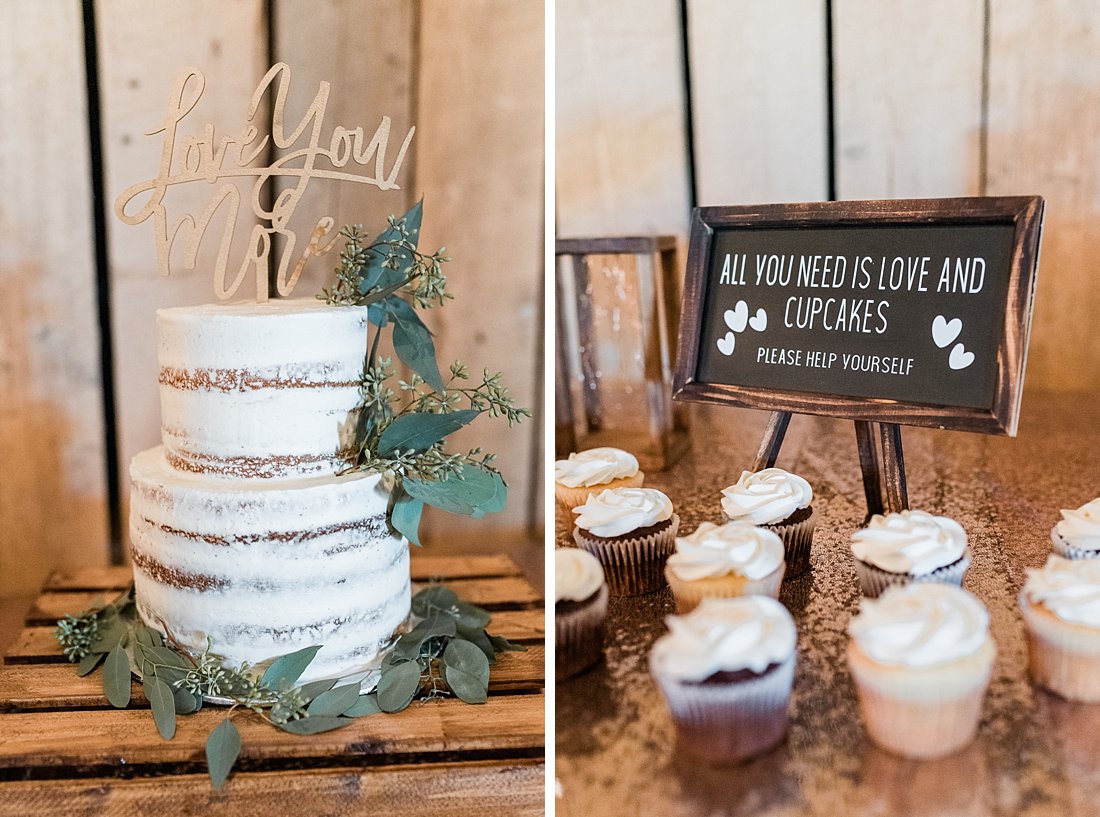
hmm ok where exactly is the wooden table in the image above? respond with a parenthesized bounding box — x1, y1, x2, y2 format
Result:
(556, 392, 1100, 817)
(0, 554, 544, 816)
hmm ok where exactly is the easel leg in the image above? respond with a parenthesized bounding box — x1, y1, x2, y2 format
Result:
(879, 423, 909, 512)
(854, 421, 885, 521)
(752, 411, 791, 471)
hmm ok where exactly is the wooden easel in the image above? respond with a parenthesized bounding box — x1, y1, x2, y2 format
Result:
(752, 411, 908, 520)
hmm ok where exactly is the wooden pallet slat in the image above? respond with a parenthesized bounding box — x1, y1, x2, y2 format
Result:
(0, 761, 544, 817)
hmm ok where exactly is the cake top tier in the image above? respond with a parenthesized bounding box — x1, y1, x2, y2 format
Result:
(157, 298, 370, 480)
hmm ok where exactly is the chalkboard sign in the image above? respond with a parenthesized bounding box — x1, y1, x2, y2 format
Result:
(673, 197, 1044, 435)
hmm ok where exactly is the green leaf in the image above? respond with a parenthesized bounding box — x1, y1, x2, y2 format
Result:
(377, 660, 422, 712)
(307, 681, 362, 717)
(206, 719, 241, 790)
(488, 633, 527, 654)
(377, 410, 478, 456)
(391, 490, 424, 546)
(360, 200, 423, 294)
(453, 602, 492, 629)
(412, 586, 459, 617)
(76, 651, 105, 676)
(343, 693, 383, 718)
(456, 625, 497, 662)
(134, 625, 162, 649)
(135, 642, 191, 677)
(89, 615, 127, 653)
(102, 643, 132, 708)
(260, 645, 323, 689)
(394, 614, 457, 660)
(172, 685, 202, 715)
(388, 298, 445, 392)
(442, 640, 489, 704)
(277, 716, 356, 735)
(144, 676, 176, 740)
(298, 678, 337, 702)
(404, 464, 507, 518)
(152, 663, 190, 689)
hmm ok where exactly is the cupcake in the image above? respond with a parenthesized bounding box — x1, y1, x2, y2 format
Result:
(555, 547, 609, 680)
(649, 596, 797, 764)
(572, 487, 679, 595)
(721, 468, 815, 577)
(847, 584, 995, 760)
(851, 510, 971, 597)
(1050, 498, 1100, 560)
(1019, 555, 1100, 701)
(554, 447, 644, 511)
(664, 521, 785, 613)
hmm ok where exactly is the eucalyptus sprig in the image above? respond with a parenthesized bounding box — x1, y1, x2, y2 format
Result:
(55, 584, 522, 789)
(319, 202, 530, 546)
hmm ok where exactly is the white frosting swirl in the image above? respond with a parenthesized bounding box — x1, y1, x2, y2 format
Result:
(555, 548, 605, 604)
(851, 510, 968, 576)
(848, 584, 990, 667)
(1023, 555, 1100, 627)
(720, 468, 813, 525)
(650, 596, 797, 681)
(555, 447, 639, 488)
(1053, 498, 1100, 553)
(573, 488, 673, 538)
(667, 521, 784, 581)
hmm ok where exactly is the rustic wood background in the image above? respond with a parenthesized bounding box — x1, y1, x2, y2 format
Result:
(557, 0, 1100, 404)
(0, 0, 544, 598)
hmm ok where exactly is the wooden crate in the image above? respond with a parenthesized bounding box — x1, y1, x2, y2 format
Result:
(0, 555, 545, 816)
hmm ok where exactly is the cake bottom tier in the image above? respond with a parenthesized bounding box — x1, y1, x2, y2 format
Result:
(129, 446, 411, 682)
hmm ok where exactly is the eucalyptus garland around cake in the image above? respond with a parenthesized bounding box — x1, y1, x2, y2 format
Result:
(55, 204, 529, 788)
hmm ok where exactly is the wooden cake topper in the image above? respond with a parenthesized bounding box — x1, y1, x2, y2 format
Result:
(114, 62, 414, 301)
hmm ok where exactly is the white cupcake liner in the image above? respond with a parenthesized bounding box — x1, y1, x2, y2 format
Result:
(1020, 594, 1100, 702)
(762, 509, 815, 578)
(847, 640, 995, 760)
(555, 472, 646, 512)
(1050, 528, 1100, 561)
(854, 550, 971, 598)
(555, 584, 609, 681)
(664, 561, 785, 614)
(650, 653, 795, 764)
(573, 514, 680, 596)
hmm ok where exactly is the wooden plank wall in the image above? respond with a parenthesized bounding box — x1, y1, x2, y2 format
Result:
(557, 0, 1100, 396)
(0, 0, 543, 597)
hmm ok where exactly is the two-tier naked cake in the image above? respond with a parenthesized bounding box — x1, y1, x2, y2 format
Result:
(128, 299, 410, 682)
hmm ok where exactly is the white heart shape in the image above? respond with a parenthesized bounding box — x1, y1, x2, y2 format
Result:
(716, 331, 736, 356)
(949, 342, 974, 370)
(748, 308, 767, 332)
(932, 315, 962, 349)
(724, 300, 748, 333)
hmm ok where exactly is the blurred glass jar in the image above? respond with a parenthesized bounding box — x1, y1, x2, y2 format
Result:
(556, 236, 689, 470)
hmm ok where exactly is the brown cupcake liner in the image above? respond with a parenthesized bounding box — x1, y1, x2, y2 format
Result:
(555, 472, 646, 512)
(1050, 528, 1100, 561)
(664, 561, 785, 614)
(763, 509, 815, 578)
(847, 640, 995, 760)
(651, 653, 795, 764)
(556, 584, 609, 681)
(854, 550, 971, 598)
(573, 515, 679, 596)
(1020, 595, 1100, 702)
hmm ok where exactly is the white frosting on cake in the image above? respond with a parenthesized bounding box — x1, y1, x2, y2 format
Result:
(130, 447, 409, 682)
(848, 584, 990, 667)
(721, 468, 813, 525)
(555, 548, 605, 603)
(667, 521, 784, 581)
(1053, 498, 1100, 554)
(157, 299, 369, 479)
(1022, 555, 1100, 627)
(650, 596, 797, 681)
(852, 510, 968, 576)
(572, 488, 673, 537)
(554, 447, 639, 488)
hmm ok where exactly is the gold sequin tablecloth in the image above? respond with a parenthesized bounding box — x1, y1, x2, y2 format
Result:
(556, 392, 1100, 817)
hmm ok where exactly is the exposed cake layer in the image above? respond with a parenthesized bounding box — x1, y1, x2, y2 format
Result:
(130, 446, 410, 681)
(157, 299, 369, 479)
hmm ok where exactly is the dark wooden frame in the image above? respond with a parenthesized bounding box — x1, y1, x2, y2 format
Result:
(672, 196, 1045, 436)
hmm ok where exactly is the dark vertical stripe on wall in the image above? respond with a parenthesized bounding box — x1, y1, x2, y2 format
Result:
(81, 0, 123, 562)
(264, 0, 277, 294)
(678, 0, 698, 208)
(407, 2, 423, 200)
(825, 0, 838, 201)
(979, 0, 991, 196)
